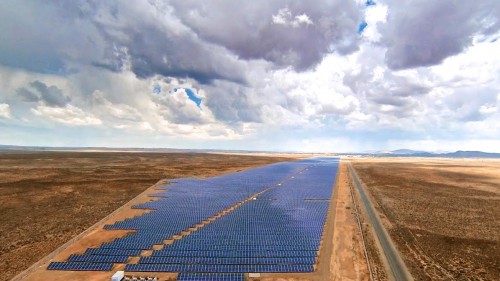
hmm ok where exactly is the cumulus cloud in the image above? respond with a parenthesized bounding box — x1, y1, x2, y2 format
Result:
(17, 80, 70, 107)
(142, 0, 362, 71)
(153, 88, 215, 125)
(0, 1, 499, 152)
(91, 91, 141, 121)
(382, 0, 500, 70)
(0, 0, 363, 84)
(0, 103, 11, 119)
(272, 7, 313, 27)
(31, 104, 102, 126)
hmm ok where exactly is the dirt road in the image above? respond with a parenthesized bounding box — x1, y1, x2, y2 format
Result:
(350, 157, 500, 280)
(347, 161, 412, 281)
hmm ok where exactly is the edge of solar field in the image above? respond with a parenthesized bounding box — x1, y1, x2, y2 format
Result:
(17, 157, 341, 281)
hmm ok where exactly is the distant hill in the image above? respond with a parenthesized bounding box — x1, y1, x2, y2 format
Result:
(436, 151, 500, 158)
(388, 149, 428, 155)
(371, 150, 500, 158)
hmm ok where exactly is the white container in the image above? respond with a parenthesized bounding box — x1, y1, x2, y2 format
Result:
(112, 271, 125, 281)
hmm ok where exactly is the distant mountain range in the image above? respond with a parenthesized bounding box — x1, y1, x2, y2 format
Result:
(365, 149, 500, 158)
(1, 145, 499, 158)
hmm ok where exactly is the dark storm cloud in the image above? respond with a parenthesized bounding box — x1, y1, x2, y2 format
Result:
(382, 0, 500, 70)
(0, 0, 105, 74)
(17, 88, 39, 102)
(119, 25, 248, 84)
(169, 0, 362, 71)
(0, 1, 363, 83)
(17, 81, 70, 107)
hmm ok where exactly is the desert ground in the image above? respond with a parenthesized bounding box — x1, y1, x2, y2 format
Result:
(0, 151, 297, 281)
(350, 157, 500, 281)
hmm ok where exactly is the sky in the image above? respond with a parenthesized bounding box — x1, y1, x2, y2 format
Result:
(0, 0, 499, 153)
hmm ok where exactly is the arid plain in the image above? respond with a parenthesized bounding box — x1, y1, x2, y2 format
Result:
(350, 157, 500, 281)
(1, 152, 499, 281)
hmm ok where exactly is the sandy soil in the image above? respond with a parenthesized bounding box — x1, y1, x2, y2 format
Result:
(0, 151, 296, 281)
(329, 162, 370, 281)
(350, 157, 500, 280)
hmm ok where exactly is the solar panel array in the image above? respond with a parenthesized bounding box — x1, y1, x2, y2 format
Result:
(47, 158, 339, 278)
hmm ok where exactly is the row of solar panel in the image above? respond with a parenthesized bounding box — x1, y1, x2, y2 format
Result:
(206, 214, 329, 220)
(183, 232, 322, 236)
(177, 273, 244, 281)
(132, 202, 239, 210)
(68, 254, 129, 263)
(101, 242, 163, 250)
(105, 237, 166, 244)
(139, 256, 315, 265)
(190, 230, 324, 237)
(174, 238, 324, 248)
(195, 228, 325, 233)
(216, 209, 330, 215)
(85, 248, 142, 256)
(210, 209, 329, 218)
(163, 244, 319, 251)
(47, 262, 113, 271)
(104, 224, 193, 232)
(125, 263, 314, 273)
(179, 238, 321, 245)
(151, 250, 318, 258)
(201, 224, 327, 229)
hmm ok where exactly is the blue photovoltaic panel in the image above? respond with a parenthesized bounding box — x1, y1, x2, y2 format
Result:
(68, 254, 129, 263)
(139, 256, 315, 265)
(49, 158, 339, 274)
(85, 248, 142, 256)
(125, 263, 314, 272)
(47, 262, 113, 271)
(177, 273, 244, 281)
(151, 250, 318, 258)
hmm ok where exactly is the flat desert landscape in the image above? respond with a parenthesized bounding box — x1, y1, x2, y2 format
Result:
(350, 157, 500, 281)
(2, 152, 499, 281)
(0, 151, 296, 281)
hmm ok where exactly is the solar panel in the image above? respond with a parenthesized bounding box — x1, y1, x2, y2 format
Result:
(177, 273, 244, 281)
(47, 262, 113, 271)
(139, 256, 315, 265)
(125, 263, 314, 273)
(49, 158, 339, 274)
(85, 248, 142, 256)
(68, 254, 129, 263)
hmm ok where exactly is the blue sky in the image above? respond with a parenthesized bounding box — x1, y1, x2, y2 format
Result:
(0, 0, 499, 152)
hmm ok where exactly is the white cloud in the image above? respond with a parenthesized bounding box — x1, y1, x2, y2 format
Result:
(91, 91, 142, 121)
(361, 3, 388, 42)
(430, 39, 500, 87)
(31, 105, 102, 126)
(114, 121, 154, 132)
(276, 136, 370, 153)
(272, 7, 313, 27)
(0, 103, 11, 119)
(0, 1, 499, 152)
